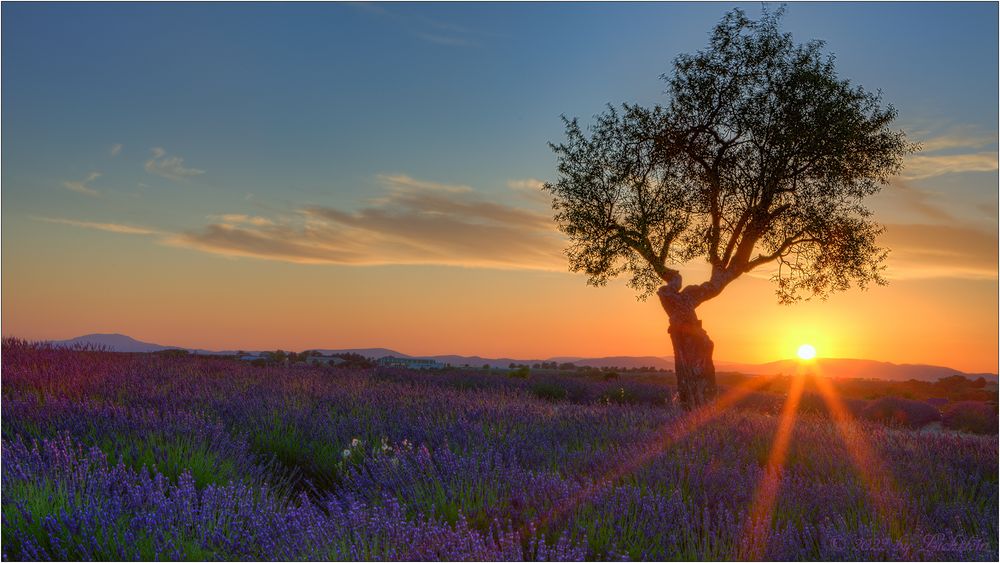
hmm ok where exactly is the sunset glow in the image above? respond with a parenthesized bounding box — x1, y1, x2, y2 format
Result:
(1, 2, 996, 373)
(2, 4, 997, 561)
(797, 344, 817, 361)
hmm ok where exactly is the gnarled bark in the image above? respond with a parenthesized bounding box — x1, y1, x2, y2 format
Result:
(669, 317, 717, 409)
(658, 282, 717, 410)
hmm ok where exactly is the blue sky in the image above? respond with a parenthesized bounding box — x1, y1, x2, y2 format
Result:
(2, 2, 998, 369)
(4, 2, 995, 214)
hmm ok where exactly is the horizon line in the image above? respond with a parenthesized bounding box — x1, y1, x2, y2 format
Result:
(13, 332, 998, 375)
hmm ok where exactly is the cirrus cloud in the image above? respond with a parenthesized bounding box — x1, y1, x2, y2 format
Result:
(34, 216, 162, 236)
(145, 147, 205, 181)
(63, 172, 102, 197)
(507, 178, 553, 206)
(40, 172, 997, 282)
(881, 223, 998, 280)
(166, 174, 565, 269)
(903, 126, 998, 180)
(902, 152, 998, 180)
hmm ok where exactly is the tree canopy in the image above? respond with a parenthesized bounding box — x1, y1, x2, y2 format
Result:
(545, 8, 914, 307)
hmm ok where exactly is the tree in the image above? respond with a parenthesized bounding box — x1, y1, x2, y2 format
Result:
(508, 365, 531, 379)
(268, 350, 288, 365)
(332, 353, 375, 369)
(545, 8, 913, 409)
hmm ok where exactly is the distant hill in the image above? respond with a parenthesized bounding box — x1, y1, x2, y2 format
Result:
(48, 333, 238, 355)
(313, 348, 410, 359)
(50, 333, 175, 353)
(723, 358, 998, 383)
(45, 334, 996, 383)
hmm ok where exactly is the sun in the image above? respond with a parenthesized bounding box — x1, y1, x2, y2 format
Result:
(797, 344, 817, 361)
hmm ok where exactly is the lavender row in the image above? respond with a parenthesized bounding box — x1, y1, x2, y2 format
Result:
(2, 340, 996, 560)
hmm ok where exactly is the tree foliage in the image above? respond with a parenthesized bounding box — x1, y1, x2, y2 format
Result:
(546, 8, 914, 306)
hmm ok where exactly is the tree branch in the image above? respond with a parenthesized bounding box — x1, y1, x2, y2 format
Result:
(746, 234, 819, 269)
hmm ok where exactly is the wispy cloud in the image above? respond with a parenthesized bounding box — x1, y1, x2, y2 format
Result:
(109, 143, 123, 157)
(902, 152, 998, 180)
(914, 125, 996, 152)
(882, 223, 998, 280)
(35, 216, 161, 236)
(352, 2, 486, 47)
(415, 33, 472, 47)
(884, 179, 954, 222)
(208, 214, 276, 227)
(44, 170, 996, 282)
(903, 127, 998, 180)
(145, 147, 205, 181)
(44, 173, 563, 269)
(168, 174, 564, 269)
(376, 173, 472, 193)
(63, 172, 102, 197)
(507, 178, 552, 206)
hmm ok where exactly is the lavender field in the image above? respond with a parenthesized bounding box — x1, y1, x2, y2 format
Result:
(1, 339, 996, 561)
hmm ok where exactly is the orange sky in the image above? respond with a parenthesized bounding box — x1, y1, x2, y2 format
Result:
(3, 163, 997, 373)
(2, 3, 997, 374)
(3, 223, 997, 372)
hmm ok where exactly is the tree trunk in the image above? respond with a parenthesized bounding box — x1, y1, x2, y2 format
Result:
(656, 278, 720, 410)
(668, 315, 717, 410)
(658, 286, 717, 410)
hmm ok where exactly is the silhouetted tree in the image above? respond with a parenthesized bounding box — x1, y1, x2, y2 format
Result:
(508, 365, 531, 379)
(268, 350, 288, 365)
(546, 8, 913, 409)
(332, 353, 375, 369)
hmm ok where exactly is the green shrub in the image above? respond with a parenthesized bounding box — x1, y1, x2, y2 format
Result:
(507, 366, 530, 379)
(531, 381, 567, 402)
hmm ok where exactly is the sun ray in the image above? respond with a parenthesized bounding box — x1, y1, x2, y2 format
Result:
(810, 367, 910, 536)
(523, 373, 776, 536)
(738, 368, 807, 559)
